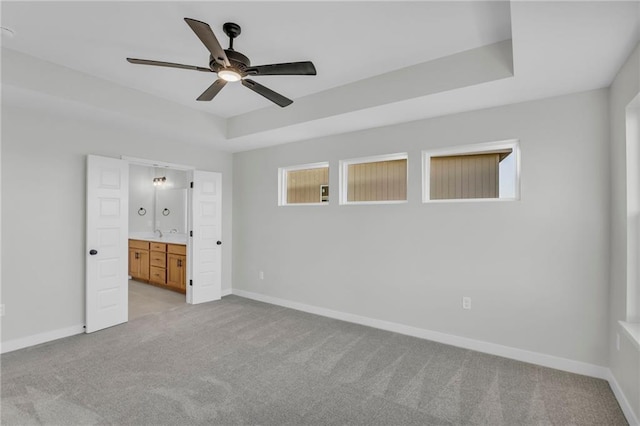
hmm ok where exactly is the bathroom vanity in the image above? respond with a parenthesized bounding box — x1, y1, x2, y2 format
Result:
(129, 237, 187, 293)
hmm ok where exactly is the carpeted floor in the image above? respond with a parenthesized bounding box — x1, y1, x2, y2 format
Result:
(1, 295, 628, 425)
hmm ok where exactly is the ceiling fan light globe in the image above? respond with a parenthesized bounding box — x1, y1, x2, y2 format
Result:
(218, 69, 242, 82)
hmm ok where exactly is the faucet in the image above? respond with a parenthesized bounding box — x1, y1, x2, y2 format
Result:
(154, 229, 163, 238)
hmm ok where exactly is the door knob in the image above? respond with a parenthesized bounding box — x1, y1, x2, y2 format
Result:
(89, 249, 98, 255)
(216, 241, 222, 245)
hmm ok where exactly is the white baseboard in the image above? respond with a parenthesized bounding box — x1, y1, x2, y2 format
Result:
(233, 289, 640, 423)
(2, 287, 232, 353)
(231, 289, 610, 380)
(2, 290, 635, 424)
(1, 324, 84, 354)
(608, 370, 640, 426)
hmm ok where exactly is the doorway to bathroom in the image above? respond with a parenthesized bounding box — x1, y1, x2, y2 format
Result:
(85, 155, 223, 333)
(128, 163, 189, 319)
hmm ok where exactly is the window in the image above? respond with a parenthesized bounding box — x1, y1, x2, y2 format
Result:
(339, 153, 408, 204)
(423, 140, 519, 202)
(278, 162, 329, 205)
(626, 95, 640, 324)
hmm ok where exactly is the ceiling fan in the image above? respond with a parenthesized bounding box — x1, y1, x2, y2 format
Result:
(126, 18, 316, 108)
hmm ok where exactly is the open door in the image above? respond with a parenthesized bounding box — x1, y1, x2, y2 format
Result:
(188, 170, 222, 304)
(86, 155, 129, 332)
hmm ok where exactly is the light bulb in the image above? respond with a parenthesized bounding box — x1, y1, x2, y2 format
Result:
(218, 69, 242, 82)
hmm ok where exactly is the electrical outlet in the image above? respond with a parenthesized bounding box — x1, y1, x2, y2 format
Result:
(259, 271, 264, 280)
(616, 333, 620, 351)
(0, 304, 5, 317)
(462, 297, 471, 310)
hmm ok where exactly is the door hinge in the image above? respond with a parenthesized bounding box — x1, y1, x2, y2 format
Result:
(190, 230, 193, 237)
(190, 181, 193, 188)
(189, 280, 193, 287)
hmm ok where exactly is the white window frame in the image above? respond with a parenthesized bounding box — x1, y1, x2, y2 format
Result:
(422, 139, 520, 203)
(278, 161, 330, 206)
(339, 152, 409, 205)
(625, 93, 640, 330)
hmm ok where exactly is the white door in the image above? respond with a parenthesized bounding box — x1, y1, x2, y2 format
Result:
(188, 171, 222, 304)
(86, 155, 129, 332)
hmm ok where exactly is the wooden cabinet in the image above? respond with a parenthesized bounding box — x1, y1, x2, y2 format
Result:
(128, 240, 149, 281)
(149, 266, 166, 284)
(167, 253, 186, 291)
(128, 239, 186, 294)
(166, 244, 187, 291)
(149, 243, 167, 285)
(150, 242, 166, 252)
(149, 250, 166, 268)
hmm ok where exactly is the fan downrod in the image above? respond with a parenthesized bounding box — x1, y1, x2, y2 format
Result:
(223, 22, 241, 50)
(210, 23, 250, 71)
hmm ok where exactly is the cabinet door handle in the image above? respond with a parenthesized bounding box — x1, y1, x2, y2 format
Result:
(217, 241, 222, 245)
(135, 252, 139, 259)
(89, 249, 98, 255)
(178, 259, 182, 267)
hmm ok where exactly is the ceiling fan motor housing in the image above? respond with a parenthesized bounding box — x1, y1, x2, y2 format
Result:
(208, 22, 249, 74)
(210, 50, 251, 74)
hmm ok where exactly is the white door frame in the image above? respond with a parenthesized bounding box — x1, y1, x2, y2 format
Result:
(122, 156, 195, 172)
(121, 156, 223, 305)
(87, 156, 222, 318)
(122, 156, 195, 304)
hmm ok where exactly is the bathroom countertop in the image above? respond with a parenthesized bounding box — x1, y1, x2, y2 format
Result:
(129, 232, 188, 245)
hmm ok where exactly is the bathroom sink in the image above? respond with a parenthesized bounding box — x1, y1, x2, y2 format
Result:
(128, 232, 188, 244)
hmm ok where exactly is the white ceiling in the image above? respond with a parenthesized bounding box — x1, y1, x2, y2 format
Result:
(1, 1, 511, 118)
(1, 1, 639, 152)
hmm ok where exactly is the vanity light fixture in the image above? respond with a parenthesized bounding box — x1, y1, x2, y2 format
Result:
(153, 176, 166, 186)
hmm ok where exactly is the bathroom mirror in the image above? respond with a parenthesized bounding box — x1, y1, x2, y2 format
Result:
(129, 164, 188, 235)
(155, 188, 187, 233)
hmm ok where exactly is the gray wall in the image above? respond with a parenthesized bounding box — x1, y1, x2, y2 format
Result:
(1, 100, 233, 343)
(233, 88, 610, 367)
(609, 41, 640, 420)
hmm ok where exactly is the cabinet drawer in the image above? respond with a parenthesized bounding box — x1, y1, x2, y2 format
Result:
(149, 266, 166, 284)
(150, 242, 166, 252)
(129, 239, 149, 250)
(167, 244, 186, 255)
(150, 251, 166, 267)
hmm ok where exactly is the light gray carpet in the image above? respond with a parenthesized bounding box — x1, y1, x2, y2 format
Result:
(1, 295, 627, 425)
